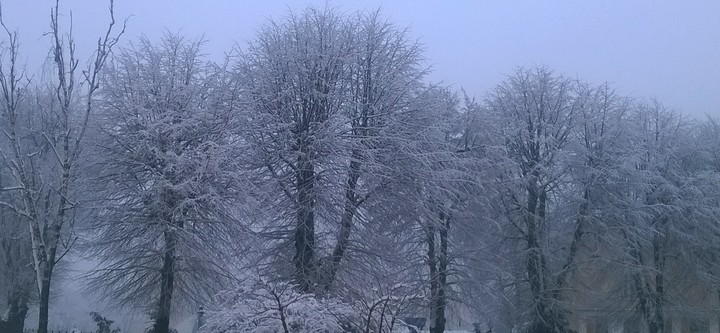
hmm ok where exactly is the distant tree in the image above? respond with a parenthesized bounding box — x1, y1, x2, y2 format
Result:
(0, 172, 34, 333)
(485, 66, 580, 333)
(0, 10, 36, 333)
(405, 86, 468, 333)
(689, 116, 720, 296)
(604, 101, 720, 333)
(470, 70, 720, 333)
(84, 34, 240, 333)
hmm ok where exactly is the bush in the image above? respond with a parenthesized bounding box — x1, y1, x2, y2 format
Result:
(201, 278, 358, 333)
(90, 312, 121, 333)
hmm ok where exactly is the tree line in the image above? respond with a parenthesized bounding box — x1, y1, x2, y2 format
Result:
(1, 3, 719, 333)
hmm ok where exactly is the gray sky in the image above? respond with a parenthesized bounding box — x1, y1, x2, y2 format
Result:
(2, 0, 718, 118)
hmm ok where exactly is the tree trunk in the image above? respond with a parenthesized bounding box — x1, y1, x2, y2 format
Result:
(153, 230, 176, 333)
(525, 183, 546, 322)
(426, 223, 439, 333)
(37, 267, 53, 333)
(433, 212, 450, 333)
(525, 184, 569, 333)
(294, 147, 316, 293)
(428, 211, 450, 333)
(555, 189, 589, 296)
(624, 227, 660, 333)
(325, 151, 363, 290)
(35, 223, 60, 333)
(649, 236, 665, 333)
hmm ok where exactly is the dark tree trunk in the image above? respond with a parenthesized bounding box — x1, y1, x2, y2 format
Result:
(37, 269, 52, 333)
(649, 236, 665, 333)
(428, 211, 451, 333)
(624, 227, 661, 333)
(625, 211, 666, 333)
(525, 182, 545, 320)
(426, 223, 439, 333)
(555, 189, 589, 296)
(36, 227, 60, 333)
(294, 148, 316, 293)
(525, 184, 570, 333)
(326, 150, 363, 290)
(153, 230, 176, 333)
(433, 212, 450, 333)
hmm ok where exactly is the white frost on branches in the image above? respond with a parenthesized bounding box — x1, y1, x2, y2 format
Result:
(201, 278, 358, 333)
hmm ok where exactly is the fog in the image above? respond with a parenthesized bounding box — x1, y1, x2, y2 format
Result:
(1, 1, 718, 117)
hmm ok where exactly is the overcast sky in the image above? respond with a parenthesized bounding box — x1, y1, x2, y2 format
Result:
(2, 0, 718, 118)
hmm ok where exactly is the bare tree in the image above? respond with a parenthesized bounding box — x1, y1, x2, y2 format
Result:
(0, 2, 123, 333)
(601, 101, 719, 333)
(0, 11, 34, 333)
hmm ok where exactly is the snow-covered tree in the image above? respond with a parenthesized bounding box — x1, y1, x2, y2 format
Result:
(320, 9, 426, 292)
(602, 101, 720, 333)
(468, 68, 720, 333)
(484, 66, 581, 333)
(84, 34, 241, 333)
(234, 7, 355, 293)
(234, 7, 430, 297)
